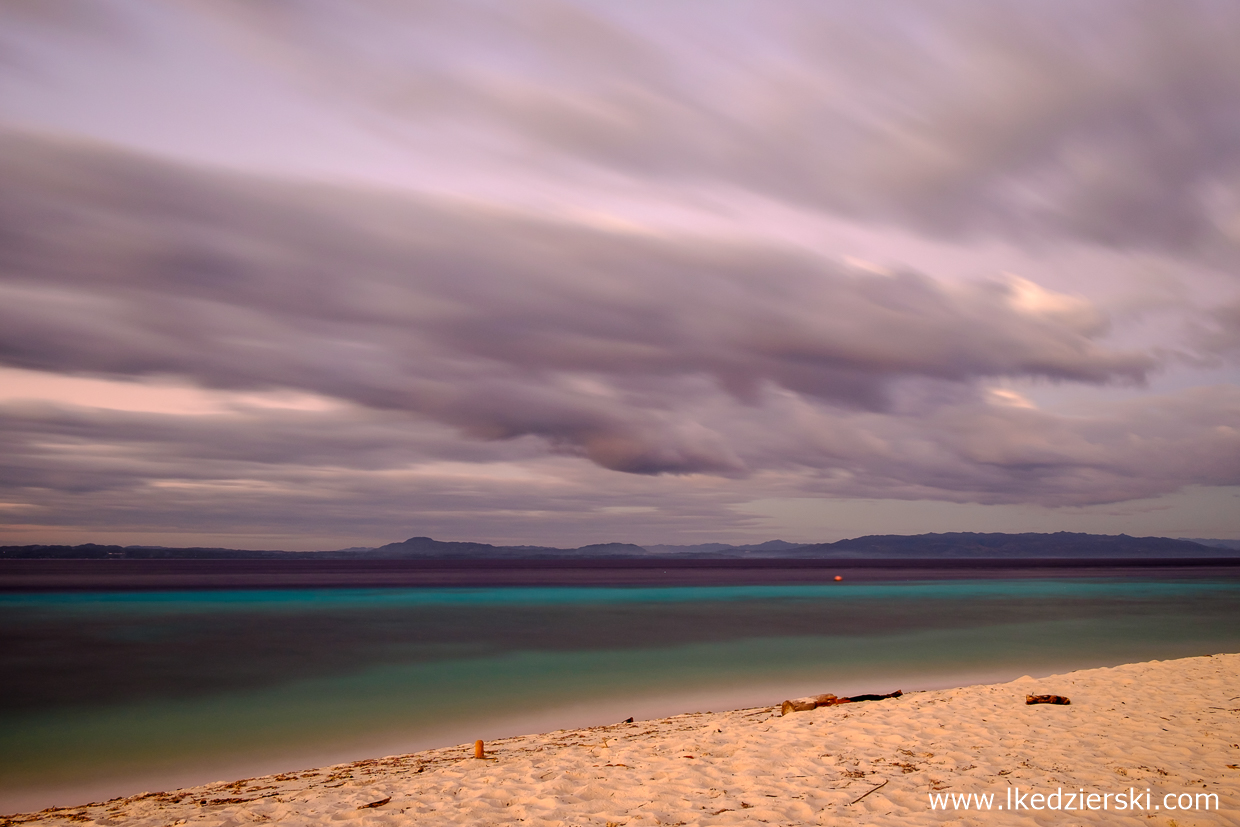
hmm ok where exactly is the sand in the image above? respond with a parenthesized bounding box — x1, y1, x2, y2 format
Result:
(5, 653, 1239, 826)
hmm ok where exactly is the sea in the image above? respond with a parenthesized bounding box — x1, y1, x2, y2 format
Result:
(2, 559, 1238, 813)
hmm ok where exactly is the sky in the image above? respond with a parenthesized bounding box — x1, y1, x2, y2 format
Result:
(1, 0, 1238, 549)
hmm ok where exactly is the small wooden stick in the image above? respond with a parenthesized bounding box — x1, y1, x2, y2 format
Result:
(1026, 694, 1070, 705)
(474, 740, 485, 758)
(849, 779, 888, 805)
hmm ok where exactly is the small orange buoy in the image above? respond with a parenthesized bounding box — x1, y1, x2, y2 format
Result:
(474, 739, 485, 758)
(834, 575, 843, 582)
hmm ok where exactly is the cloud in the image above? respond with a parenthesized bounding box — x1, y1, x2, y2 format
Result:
(0, 0, 135, 69)
(1, 380, 1237, 547)
(142, 0, 1240, 260)
(0, 399, 764, 545)
(0, 131, 1157, 479)
(1195, 298, 1240, 359)
(747, 384, 1240, 507)
(2, 2, 1238, 544)
(0, 130, 1235, 540)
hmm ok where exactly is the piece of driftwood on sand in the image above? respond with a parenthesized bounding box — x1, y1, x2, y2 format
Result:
(780, 690, 903, 715)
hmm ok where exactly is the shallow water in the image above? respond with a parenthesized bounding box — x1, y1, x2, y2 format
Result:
(3, 573, 1239, 811)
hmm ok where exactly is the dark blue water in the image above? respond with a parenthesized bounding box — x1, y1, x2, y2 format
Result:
(3, 573, 1238, 811)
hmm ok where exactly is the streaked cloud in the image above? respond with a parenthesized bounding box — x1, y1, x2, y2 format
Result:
(154, 0, 1240, 259)
(0, 0, 1237, 545)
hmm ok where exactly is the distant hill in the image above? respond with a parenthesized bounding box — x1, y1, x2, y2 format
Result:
(1184, 538, 1240, 551)
(0, 537, 650, 560)
(791, 532, 1228, 558)
(642, 540, 807, 555)
(1, 532, 1234, 560)
(0, 543, 298, 560)
(359, 537, 648, 559)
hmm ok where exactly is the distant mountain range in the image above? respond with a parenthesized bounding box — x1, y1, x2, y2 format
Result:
(1, 532, 1236, 559)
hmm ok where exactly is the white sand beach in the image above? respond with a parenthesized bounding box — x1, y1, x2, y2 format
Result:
(6, 653, 1238, 826)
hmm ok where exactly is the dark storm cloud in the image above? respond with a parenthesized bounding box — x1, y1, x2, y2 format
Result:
(175, 0, 1240, 258)
(0, 132, 1156, 478)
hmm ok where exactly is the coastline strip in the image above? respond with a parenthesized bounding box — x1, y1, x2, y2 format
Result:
(6, 653, 1238, 826)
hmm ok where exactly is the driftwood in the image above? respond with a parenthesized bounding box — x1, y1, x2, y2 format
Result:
(843, 692, 904, 703)
(781, 690, 902, 715)
(849, 779, 889, 805)
(1026, 694, 1070, 705)
(781, 693, 837, 714)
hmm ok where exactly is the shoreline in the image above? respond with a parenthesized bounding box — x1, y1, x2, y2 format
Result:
(2, 661, 1061, 814)
(6, 653, 1238, 825)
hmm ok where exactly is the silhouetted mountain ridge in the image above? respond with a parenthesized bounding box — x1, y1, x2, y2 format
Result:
(789, 531, 1224, 558)
(0, 532, 1235, 559)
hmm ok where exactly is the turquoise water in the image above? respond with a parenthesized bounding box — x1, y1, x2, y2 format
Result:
(3, 575, 1239, 808)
